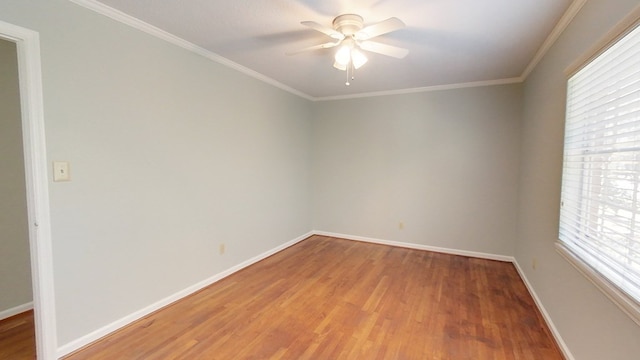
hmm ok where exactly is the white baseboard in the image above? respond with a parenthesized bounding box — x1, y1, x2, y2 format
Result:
(57, 231, 313, 358)
(0, 301, 33, 321)
(512, 261, 574, 360)
(56, 230, 572, 360)
(313, 230, 514, 262)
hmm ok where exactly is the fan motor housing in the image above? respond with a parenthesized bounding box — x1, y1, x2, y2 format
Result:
(332, 14, 364, 35)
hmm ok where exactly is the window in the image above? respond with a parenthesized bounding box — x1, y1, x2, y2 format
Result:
(558, 21, 640, 324)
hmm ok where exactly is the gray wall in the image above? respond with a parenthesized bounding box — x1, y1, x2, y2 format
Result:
(0, 0, 311, 345)
(0, 38, 32, 314)
(516, 0, 640, 359)
(311, 85, 522, 256)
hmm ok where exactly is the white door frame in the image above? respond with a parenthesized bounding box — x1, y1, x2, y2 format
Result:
(0, 20, 57, 359)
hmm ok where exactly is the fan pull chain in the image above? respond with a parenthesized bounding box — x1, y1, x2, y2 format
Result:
(345, 62, 351, 86)
(345, 61, 355, 86)
(351, 61, 355, 81)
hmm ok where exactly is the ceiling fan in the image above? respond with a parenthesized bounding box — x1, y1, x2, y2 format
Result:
(287, 14, 409, 85)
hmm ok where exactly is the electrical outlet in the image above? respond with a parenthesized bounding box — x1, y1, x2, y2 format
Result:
(399, 221, 404, 230)
(219, 243, 225, 255)
(532, 257, 537, 270)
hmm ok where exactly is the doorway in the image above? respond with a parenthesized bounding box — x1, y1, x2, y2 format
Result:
(0, 20, 56, 360)
(0, 37, 34, 358)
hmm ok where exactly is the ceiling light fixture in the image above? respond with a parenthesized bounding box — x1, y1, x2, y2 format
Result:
(287, 14, 408, 86)
(332, 37, 368, 85)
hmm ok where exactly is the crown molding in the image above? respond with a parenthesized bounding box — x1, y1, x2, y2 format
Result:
(313, 77, 524, 101)
(520, 0, 587, 79)
(70, 0, 585, 102)
(68, 0, 314, 101)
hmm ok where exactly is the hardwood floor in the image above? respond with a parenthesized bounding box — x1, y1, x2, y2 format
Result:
(0, 310, 35, 360)
(64, 235, 563, 359)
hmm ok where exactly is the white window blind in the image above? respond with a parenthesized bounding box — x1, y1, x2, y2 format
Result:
(559, 23, 640, 309)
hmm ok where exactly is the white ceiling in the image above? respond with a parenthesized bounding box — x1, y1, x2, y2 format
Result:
(82, 0, 576, 99)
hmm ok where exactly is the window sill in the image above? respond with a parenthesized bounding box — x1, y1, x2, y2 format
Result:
(555, 242, 640, 327)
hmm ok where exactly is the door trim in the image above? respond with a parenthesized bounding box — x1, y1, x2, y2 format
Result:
(0, 20, 57, 360)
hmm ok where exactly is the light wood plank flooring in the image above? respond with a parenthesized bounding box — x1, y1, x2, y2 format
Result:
(59, 235, 563, 359)
(0, 310, 35, 360)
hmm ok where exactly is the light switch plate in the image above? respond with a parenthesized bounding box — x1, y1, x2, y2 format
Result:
(53, 161, 70, 182)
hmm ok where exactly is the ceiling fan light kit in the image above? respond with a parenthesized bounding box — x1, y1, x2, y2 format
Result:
(289, 13, 408, 86)
(333, 38, 367, 68)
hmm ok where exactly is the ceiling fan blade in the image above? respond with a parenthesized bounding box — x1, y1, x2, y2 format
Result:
(301, 21, 345, 40)
(360, 41, 409, 59)
(286, 41, 341, 56)
(355, 17, 405, 40)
